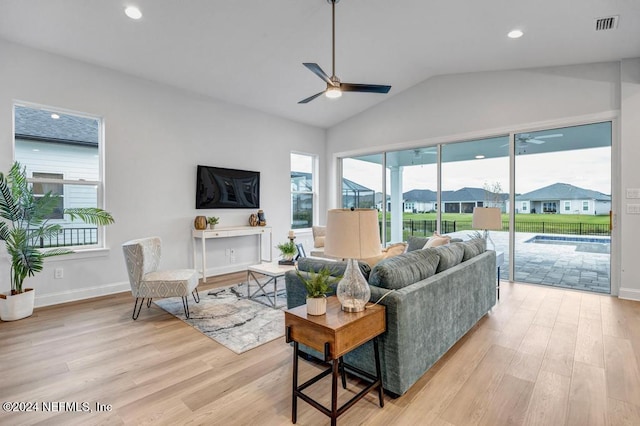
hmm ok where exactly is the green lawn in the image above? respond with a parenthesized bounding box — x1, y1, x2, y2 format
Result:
(380, 212, 611, 237)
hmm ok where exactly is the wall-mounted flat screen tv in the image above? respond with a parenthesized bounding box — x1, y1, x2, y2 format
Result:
(196, 165, 260, 209)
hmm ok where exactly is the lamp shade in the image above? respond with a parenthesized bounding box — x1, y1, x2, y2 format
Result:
(324, 208, 381, 259)
(472, 207, 502, 230)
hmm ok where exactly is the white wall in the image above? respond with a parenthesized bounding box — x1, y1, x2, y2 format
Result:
(326, 61, 640, 299)
(620, 58, 640, 301)
(0, 38, 326, 307)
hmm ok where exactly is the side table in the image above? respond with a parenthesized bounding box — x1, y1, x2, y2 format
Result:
(284, 297, 386, 425)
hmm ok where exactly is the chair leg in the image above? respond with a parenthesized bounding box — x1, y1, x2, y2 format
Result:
(146, 298, 153, 308)
(132, 298, 144, 320)
(192, 289, 200, 303)
(182, 296, 190, 319)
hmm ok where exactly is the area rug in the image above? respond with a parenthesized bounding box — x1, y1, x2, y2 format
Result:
(154, 281, 287, 354)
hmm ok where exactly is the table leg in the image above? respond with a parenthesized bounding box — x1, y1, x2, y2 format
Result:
(331, 358, 339, 426)
(292, 341, 299, 424)
(497, 266, 501, 300)
(201, 235, 206, 282)
(339, 357, 346, 389)
(373, 337, 384, 408)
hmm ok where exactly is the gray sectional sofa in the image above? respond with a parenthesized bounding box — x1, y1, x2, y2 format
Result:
(285, 236, 497, 396)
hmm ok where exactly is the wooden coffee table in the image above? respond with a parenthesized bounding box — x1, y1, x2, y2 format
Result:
(246, 262, 296, 308)
(285, 296, 386, 425)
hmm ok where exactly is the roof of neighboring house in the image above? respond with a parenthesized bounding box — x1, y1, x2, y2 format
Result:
(292, 172, 374, 193)
(14, 105, 99, 145)
(404, 187, 508, 203)
(516, 182, 611, 201)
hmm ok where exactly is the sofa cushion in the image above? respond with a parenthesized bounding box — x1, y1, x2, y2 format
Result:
(297, 257, 371, 280)
(461, 238, 486, 261)
(433, 243, 465, 273)
(406, 236, 430, 252)
(368, 249, 440, 290)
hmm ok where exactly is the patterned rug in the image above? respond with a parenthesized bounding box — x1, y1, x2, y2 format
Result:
(154, 281, 287, 354)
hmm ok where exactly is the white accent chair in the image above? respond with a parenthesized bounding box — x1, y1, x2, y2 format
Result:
(122, 237, 200, 320)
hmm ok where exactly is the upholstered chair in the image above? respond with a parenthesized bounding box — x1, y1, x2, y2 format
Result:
(122, 237, 200, 320)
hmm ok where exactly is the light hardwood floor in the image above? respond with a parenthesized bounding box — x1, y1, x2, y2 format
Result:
(2, 275, 640, 425)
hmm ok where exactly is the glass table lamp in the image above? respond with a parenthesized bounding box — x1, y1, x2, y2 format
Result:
(472, 207, 502, 251)
(324, 208, 381, 312)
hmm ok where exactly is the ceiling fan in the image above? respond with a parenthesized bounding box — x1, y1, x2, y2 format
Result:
(501, 133, 563, 147)
(298, 0, 391, 104)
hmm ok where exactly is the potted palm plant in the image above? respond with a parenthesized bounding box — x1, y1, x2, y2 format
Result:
(296, 267, 339, 315)
(0, 162, 115, 321)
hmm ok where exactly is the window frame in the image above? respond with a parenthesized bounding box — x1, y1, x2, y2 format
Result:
(13, 101, 108, 251)
(290, 152, 318, 230)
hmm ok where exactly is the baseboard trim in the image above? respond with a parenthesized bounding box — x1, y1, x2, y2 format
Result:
(35, 281, 130, 308)
(618, 287, 640, 301)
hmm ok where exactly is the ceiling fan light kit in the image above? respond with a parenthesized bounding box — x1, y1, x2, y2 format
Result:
(299, 0, 391, 104)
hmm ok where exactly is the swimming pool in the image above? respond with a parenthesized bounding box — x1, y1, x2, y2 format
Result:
(525, 235, 610, 254)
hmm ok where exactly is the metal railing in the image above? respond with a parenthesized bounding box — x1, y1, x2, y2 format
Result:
(37, 227, 98, 248)
(385, 219, 611, 238)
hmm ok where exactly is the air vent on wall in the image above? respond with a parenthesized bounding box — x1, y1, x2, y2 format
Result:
(595, 15, 619, 31)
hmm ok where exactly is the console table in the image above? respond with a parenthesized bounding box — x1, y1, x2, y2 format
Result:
(192, 226, 272, 281)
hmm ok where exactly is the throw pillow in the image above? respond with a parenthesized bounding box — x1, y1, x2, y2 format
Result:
(461, 238, 486, 261)
(433, 243, 465, 273)
(406, 235, 430, 252)
(424, 234, 451, 248)
(361, 242, 408, 268)
(369, 249, 440, 290)
(312, 226, 326, 248)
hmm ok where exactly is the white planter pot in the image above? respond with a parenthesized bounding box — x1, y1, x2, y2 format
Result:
(0, 288, 35, 321)
(306, 297, 327, 316)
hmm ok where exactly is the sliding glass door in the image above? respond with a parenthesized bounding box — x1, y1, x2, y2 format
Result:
(513, 122, 612, 293)
(338, 120, 612, 295)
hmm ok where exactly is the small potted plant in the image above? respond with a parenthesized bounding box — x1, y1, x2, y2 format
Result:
(207, 216, 219, 229)
(296, 267, 339, 315)
(276, 240, 297, 263)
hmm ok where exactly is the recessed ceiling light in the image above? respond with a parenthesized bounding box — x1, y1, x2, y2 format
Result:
(475, 155, 485, 159)
(508, 29, 524, 39)
(125, 6, 142, 20)
(32, 149, 40, 152)
(50, 113, 60, 119)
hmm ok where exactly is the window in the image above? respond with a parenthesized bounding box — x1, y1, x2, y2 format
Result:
(32, 172, 64, 219)
(521, 202, 528, 212)
(583, 201, 589, 211)
(564, 201, 571, 211)
(290, 153, 316, 229)
(14, 103, 104, 248)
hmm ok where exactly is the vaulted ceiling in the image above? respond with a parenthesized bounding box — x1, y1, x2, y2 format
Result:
(1, 0, 639, 128)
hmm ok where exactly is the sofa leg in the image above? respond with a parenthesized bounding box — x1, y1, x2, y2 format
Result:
(146, 298, 152, 308)
(192, 289, 200, 303)
(132, 298, 144, 320)
(182, 296, 190, 319)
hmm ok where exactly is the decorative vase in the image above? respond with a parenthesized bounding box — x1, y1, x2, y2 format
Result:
(0, 288, 35, 321)
(306, 297, 327, 316)
(194, 216, 207, 230)
(249, 213, 258, 227)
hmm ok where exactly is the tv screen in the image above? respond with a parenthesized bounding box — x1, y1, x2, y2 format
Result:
(196, 165, 260, 209)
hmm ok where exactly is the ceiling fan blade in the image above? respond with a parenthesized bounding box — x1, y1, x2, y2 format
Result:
(303, 63, 334, 85)
(298, 91, 326, 104)
(341, 83, 391, 94)
(527, 139, 546, 144)
(535, 133, 563, 139)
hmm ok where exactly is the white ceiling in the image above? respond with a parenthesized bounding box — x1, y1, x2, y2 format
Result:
(1, 0, 639, 128)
